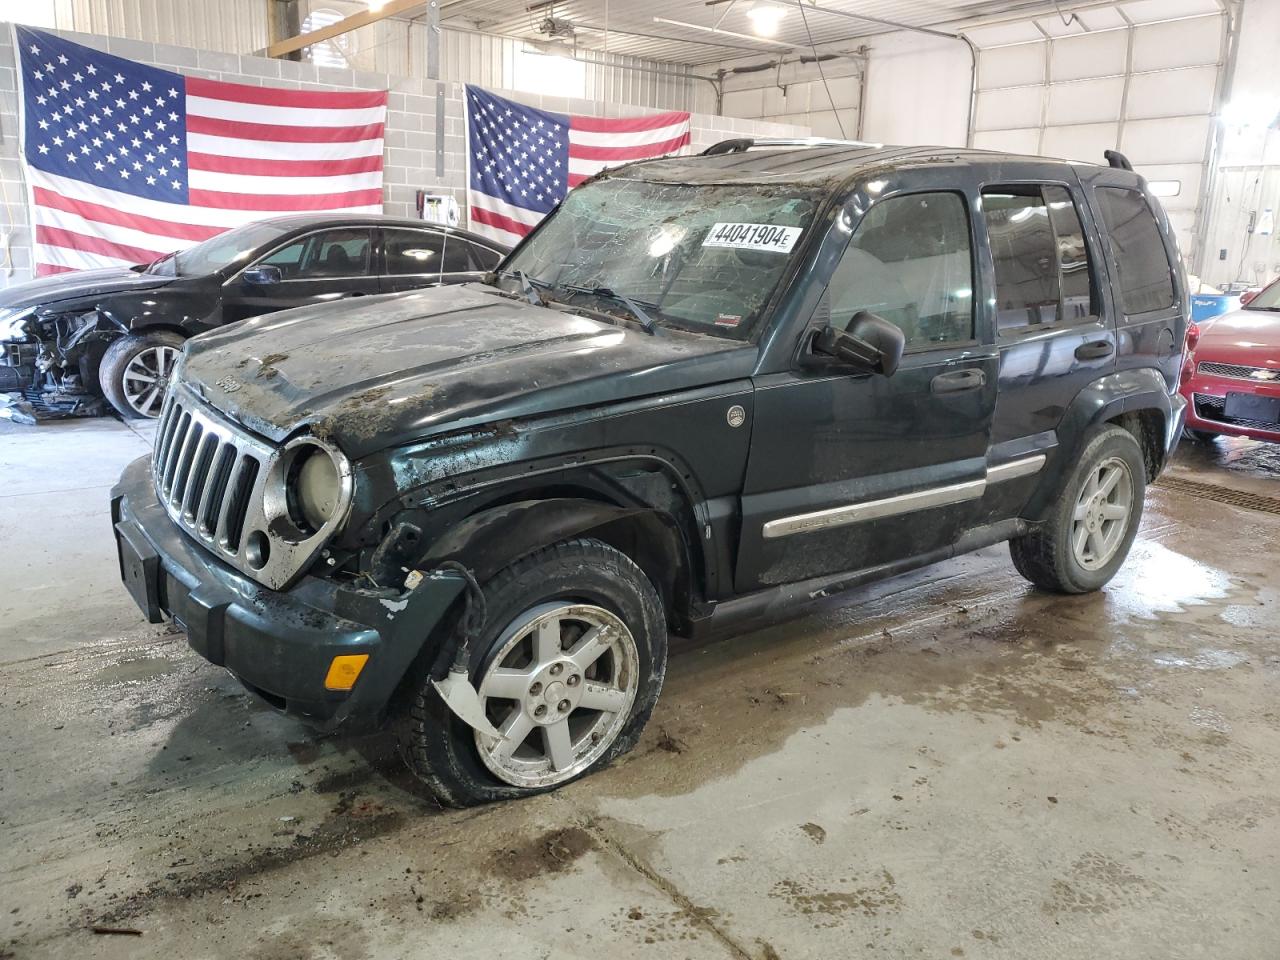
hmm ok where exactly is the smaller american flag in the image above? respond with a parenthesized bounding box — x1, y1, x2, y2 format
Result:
(465, 84, 690, 247)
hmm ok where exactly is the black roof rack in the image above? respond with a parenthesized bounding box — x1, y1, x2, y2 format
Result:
(1104, 149, 1133, 171)
(702, 136, 883, 156)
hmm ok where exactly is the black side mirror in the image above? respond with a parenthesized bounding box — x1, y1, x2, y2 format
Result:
(243, 265, 282, 286)
(812, 311, 905, 376)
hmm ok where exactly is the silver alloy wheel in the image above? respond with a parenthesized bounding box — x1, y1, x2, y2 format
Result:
(474, 601, 639, 789)
(1071, 456, 1133, 570)
(121, 345, 179, 418)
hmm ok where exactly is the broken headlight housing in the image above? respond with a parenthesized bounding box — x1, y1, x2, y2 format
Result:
(0, 308, 33, 341)
(267, 437, 353, 541)
(290, 442, 345, 533)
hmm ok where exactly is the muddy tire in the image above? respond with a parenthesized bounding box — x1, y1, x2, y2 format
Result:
(100, 330, 184, 419)
(399, 538, 667, 807)
(1009, 424, 1146, 594)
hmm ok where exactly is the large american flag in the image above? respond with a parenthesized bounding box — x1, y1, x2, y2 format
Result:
(465, 85, 690, 248)
(14, 26, 387, 276)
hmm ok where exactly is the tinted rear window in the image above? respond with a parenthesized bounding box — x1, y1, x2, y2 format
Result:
(1095, 187, 1175, 314)
(983, 184, 1098, 333)
(983, 190, 1058, 332)
(470, 244, 502, 271)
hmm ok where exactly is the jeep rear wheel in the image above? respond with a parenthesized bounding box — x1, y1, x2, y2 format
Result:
(400, 538, 667, 807)
(1009, 424, 1146, 594)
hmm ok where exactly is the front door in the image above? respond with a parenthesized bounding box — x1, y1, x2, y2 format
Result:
(737, 187, 998, 591)
(222, 227, 379, 324)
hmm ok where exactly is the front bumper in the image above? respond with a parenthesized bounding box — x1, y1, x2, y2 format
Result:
(1181, 375, 1280, 442)
(111, 455, 465, 731)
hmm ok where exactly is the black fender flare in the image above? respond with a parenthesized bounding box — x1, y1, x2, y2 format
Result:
(416, 497, 694, 625)
(1023, 368, 1175, 521)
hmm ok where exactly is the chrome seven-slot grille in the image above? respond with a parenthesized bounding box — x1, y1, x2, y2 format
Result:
(1197, 360, 1279, 381)
(152, 386, 271, 561)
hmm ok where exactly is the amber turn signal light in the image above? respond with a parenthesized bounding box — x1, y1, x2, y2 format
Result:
(324, 654, 370, 691)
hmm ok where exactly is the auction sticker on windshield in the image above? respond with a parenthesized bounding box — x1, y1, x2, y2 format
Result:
(702, 222, 802, 254)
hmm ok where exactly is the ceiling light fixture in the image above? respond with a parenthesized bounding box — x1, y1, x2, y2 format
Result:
(745, 1, 787, 37)
(653, 16, 798, 49)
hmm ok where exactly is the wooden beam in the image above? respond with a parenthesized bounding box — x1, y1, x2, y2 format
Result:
(266, 0, 426, 59)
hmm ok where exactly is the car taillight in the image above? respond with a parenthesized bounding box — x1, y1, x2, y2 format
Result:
(1185, 322, 1200, 351)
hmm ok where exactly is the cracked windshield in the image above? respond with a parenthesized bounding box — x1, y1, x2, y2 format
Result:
(503, 177, 820, 338)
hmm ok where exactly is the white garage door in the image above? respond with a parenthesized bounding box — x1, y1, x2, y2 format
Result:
(966, 1, 1228, 268)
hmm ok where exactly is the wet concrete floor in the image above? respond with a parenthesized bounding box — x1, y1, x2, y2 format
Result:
(1, 420, 1278, 959)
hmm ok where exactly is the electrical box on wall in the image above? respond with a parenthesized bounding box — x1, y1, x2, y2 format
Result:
(416, 190, 459, 227)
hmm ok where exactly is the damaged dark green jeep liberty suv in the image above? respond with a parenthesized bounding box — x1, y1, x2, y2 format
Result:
(112, 140, 1189, 805)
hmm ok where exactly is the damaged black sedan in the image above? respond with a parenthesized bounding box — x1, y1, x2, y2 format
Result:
(0, 214, 505, 422)
(113, 141, 1187, 806)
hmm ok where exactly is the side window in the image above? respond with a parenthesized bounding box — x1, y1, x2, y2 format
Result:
(384, 229, 443, 275)
(1094, 187, 1176, 314)
(984, 190, 1057, 332)
(825, 192, 974, 350)
(383, 229, 476, 275)
(439, 234, 475, 273)
(469, 244, 502, 271)
(259, 238, 307, 275)
(1044, 186, 1095, 322)
(261, 229, 372, 279)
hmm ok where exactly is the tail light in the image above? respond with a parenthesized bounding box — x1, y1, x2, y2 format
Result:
(1180, 323, 1200, 386)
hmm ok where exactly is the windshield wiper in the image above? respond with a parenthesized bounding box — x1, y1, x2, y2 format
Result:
(498, 269, 551, 306)
(561, 284, 659, 336)
(143, 251, 176, 274)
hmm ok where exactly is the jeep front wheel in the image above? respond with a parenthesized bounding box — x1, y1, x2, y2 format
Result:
(400, 538, 667, 806)
(1009, 424, 1146, 594)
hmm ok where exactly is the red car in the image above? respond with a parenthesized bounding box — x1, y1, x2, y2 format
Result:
(1180, 277, 1280, 443)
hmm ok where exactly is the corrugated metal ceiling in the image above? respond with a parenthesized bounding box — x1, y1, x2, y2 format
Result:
(433, 0, 1140, 66)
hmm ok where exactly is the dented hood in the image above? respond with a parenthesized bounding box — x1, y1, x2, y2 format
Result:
(180, 284, 754, 458)
(0, 267, 173, 311)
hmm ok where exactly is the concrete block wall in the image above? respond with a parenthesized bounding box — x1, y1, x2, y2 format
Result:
(0, 23, 808, 288)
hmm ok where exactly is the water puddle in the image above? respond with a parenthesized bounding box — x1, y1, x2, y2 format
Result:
(1102, 541, 1232, 621)
(1151, 649, 1248, 671)
(92, 655, 180, 685)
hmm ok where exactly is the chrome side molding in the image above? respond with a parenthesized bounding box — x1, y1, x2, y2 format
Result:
(762, 454, 1047, 540)
(986, 453, 1047, 483)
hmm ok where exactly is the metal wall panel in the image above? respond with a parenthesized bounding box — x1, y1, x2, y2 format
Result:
(1050, 30, 1127, 81)
(52, 0, 270, 55)
(46, 0, 697, 110)
(972, 11, 1229, 269)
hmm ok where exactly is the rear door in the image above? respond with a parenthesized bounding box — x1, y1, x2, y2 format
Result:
(979, 176, 1117, 522)
(379, 227, 488, 293)
(1088, 180, 1185, 389)
(221, 227, 378, 324)
(737, 179, 999, 591)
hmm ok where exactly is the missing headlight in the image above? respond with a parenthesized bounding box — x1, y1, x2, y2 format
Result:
(264, 437, 352, 544)
(289, 444, 342, 534)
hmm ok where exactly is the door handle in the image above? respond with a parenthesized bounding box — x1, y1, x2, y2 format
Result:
(1075, 339, 1114, 360)
(346, 291, 367, 298)
(930, 369, 986, 394)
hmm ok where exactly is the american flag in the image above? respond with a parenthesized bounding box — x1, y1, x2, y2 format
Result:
(465, 84, 690, 248)
(15, 26, 387, 276)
